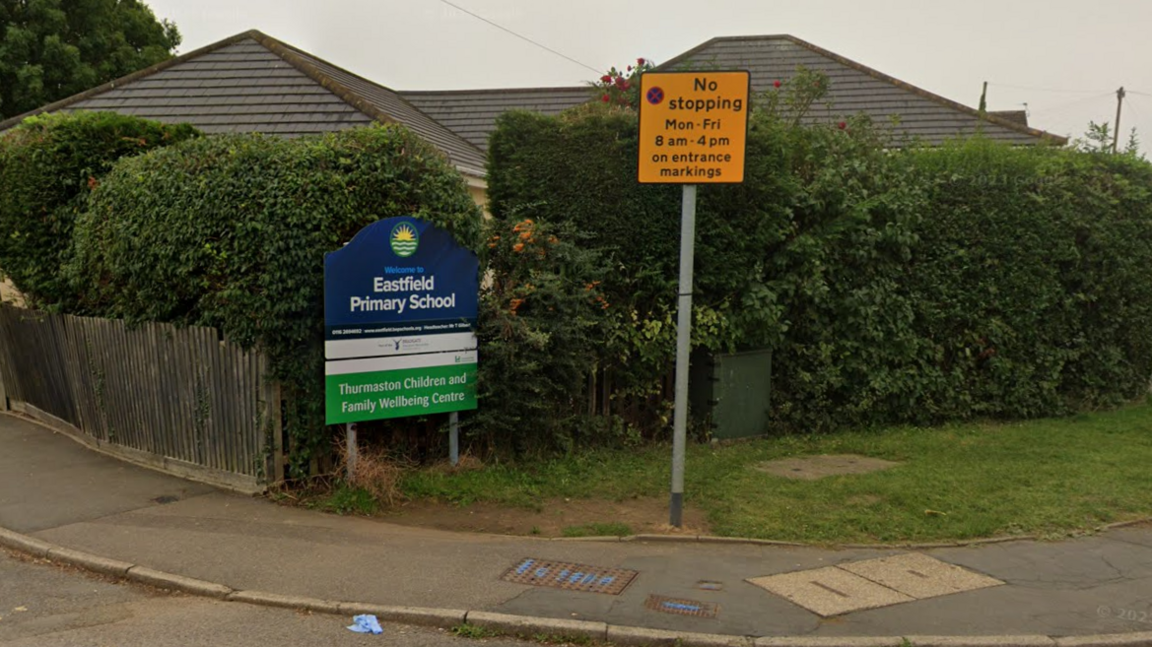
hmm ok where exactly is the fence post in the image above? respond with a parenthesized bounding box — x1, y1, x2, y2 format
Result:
(0, 307, 10, 411)
(263, 379, 284, 485)
(0, 349, 7, 411)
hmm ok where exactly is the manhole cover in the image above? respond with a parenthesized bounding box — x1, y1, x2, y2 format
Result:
(747, 553, 1003, 617)
(755, 454, 900, 480)
(645, 594, 719, 618)
(501, 558, 637, 595)
(838, 553, 1003, 600)
(151, 495, 179, 504)
(748, 566, 912, 617)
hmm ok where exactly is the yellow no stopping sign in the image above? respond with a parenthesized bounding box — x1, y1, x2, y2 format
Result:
(638, 71, 750, 184)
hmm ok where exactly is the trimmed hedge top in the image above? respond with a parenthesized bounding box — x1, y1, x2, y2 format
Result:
(0, 111, 199, 306)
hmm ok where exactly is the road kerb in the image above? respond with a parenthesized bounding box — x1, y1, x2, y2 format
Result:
(46, 546, 132, 577)
(227, 590, 341, 614)
(465, 611, 608, 641)
(125, 565, 233, 599)
(1054, 633, 1152, 647)
(609, 625, 752, 647)
(755, 637, 905, 647)
(901, 636, 1057, 647)
(0, 527, 53, 557)
(632, 533, 701, 543)
(339, 603, 467, 627)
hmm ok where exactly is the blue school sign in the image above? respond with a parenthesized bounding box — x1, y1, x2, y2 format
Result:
(324, 216, 479, 424)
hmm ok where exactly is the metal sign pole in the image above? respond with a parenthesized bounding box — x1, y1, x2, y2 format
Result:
(345, 422, 357, 481)
(670, 184, 698, 528)
(449, 411, 460, 466)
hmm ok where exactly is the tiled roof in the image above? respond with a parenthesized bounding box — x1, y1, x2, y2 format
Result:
(989, 110, 1029, 127)
(404, 36, 1064, 151)
(659, 35, 1065, 146)
(0, 31, 487, 178)
(401, 87, 592, 152)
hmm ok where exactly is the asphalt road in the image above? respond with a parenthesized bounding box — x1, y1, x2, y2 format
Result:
(0, 549, 526, 647)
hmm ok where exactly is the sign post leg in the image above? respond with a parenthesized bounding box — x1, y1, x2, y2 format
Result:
(449, 411, 460, 467)
(345, 422, 358, 481)
(670, 184, 697, 528)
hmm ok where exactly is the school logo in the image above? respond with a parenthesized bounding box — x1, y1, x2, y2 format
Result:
(390, 222, 419, 258)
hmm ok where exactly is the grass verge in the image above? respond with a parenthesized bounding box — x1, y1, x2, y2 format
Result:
(400, 403, 1152, 544)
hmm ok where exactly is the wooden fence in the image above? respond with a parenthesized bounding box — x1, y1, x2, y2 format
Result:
(0, 305, 283, 492)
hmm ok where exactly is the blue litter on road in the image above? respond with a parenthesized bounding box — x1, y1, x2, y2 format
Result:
(347, 614, 383, 634)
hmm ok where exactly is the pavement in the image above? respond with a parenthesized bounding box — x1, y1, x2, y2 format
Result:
(2, 411, 1152, 646)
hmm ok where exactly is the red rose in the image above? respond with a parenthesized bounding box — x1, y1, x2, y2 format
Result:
(602, 95, 610, 102)
(600, 74, 611, 83)
(837, 121, 847, 130)
(637, 57, 645, 65)
(774, 80, 782, 88)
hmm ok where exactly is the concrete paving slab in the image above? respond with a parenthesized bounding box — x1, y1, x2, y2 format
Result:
(839, 553, 1003, 600)
(748, 567, 913, 617)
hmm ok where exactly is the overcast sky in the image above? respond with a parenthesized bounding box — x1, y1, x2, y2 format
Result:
(145, 0, 1152, 147)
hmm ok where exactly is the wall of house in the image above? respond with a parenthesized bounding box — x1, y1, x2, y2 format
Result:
(468, 183, 489, 216)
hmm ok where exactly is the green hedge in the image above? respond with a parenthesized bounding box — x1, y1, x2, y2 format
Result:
(68, 126, 481, 471)
(487, 101, 1152, 435)
(901, 140, 1152, 419)
(0, 112, 199, 306)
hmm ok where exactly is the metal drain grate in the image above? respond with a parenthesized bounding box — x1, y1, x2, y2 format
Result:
(501, 558, 638, 595)
(644, 594, 719, 618)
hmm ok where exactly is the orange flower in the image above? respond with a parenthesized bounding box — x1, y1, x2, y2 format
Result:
(513, 243, 525, 253)
(519, 231, 532, 241)
(510, 298, 524, 313)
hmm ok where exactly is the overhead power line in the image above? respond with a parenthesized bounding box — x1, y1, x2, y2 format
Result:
(1027, 92, 1115, 117)
(436, 0, 602, 75)
(988, 81, 1110, 95)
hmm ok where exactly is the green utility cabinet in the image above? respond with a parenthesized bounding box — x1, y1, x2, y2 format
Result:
(689, 347, 772, 440)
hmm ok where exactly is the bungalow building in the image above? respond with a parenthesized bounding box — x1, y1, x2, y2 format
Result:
(0, 30, 1066, 209)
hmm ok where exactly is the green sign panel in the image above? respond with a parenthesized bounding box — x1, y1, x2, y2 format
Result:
(325, 350, 477, 424)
